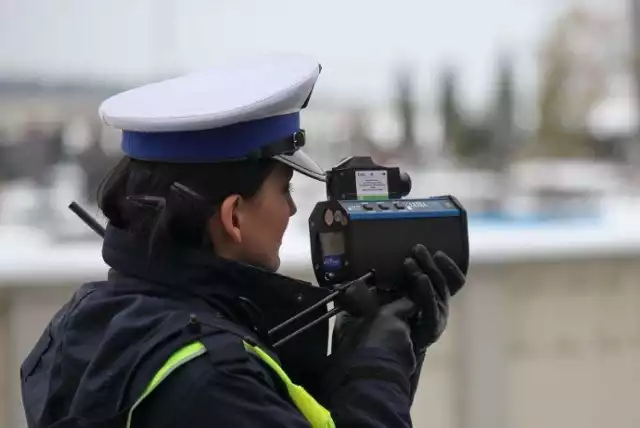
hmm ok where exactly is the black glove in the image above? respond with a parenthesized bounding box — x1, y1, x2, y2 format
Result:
(403, 244, 465, 351)
(329, 296, 419, 393)
(403, 244, 466, 400)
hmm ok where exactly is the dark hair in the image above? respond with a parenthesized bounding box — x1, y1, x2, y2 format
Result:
(97, 156, 279, 255)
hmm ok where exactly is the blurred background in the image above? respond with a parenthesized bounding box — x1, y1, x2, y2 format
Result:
(1, 0, 640, 427)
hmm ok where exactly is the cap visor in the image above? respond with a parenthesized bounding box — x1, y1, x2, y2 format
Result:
(274, 150, 325, 181)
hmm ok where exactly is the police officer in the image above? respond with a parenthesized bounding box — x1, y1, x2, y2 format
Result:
(20, 53, 465, 428)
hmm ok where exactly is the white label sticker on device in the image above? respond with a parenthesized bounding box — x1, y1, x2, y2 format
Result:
(355, 170, 389, 200)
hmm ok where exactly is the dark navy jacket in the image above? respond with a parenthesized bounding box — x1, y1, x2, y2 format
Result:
(20, 225, 413, 427)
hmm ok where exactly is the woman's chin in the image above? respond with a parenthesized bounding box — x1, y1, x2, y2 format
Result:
(268, 253, 281, 273)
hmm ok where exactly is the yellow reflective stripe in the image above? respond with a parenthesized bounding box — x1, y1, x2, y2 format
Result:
(126, 342, 206, 428)
(243, 342, 293, 383)
(243, 341, 336, 428)
(127, 340, 335, 428)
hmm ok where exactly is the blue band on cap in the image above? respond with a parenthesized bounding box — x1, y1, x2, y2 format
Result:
(121, 113, 300, 162)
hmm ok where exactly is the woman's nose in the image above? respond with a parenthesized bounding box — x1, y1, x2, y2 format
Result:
(287, 194, 297, 216)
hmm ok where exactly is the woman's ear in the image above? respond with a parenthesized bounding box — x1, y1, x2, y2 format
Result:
(219, 194, 243, 244)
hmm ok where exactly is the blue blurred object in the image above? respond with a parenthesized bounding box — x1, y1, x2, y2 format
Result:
(468, 210, 603, 229)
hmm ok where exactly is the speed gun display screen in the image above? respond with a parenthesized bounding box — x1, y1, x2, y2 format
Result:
(319, 232, 345, 256)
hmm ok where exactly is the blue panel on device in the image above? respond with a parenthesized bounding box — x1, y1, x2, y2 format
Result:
(342, 196, 462, 220)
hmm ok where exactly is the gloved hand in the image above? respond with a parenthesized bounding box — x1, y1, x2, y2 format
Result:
(323, 296, 423, 426)
(327, 294, 419, 398)
(404, 244, 466, 351)
(333, 296, 418, 371)
(402, 244, 466, 400)
(325, 248, 465, 402)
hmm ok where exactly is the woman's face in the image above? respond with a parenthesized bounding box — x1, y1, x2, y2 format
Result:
(210, 163, 297, 271)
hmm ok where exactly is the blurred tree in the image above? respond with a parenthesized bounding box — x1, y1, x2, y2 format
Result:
(458, 122, 493, 163)
(630, 0, 640, 173)
(535, 6, 620, 157)
(394, 66, 416, 153)
(633, 0, 640, 106)
(483, 52, 518, 212)
(489, 52, 516, 171)
(439, 65, 500, 164)
(347, 107, 374, 155)
(438, 65, 468, 158)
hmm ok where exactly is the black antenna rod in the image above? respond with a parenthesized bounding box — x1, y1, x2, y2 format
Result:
(68, 202, 106, 238)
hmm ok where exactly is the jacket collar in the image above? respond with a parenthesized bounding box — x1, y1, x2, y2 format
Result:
(101, 225, 331, 350)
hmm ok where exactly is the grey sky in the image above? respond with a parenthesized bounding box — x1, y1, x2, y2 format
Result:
(0, 0, 580, 108)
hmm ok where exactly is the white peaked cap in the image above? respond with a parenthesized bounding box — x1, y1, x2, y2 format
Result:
(98, 53, 325, 181)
